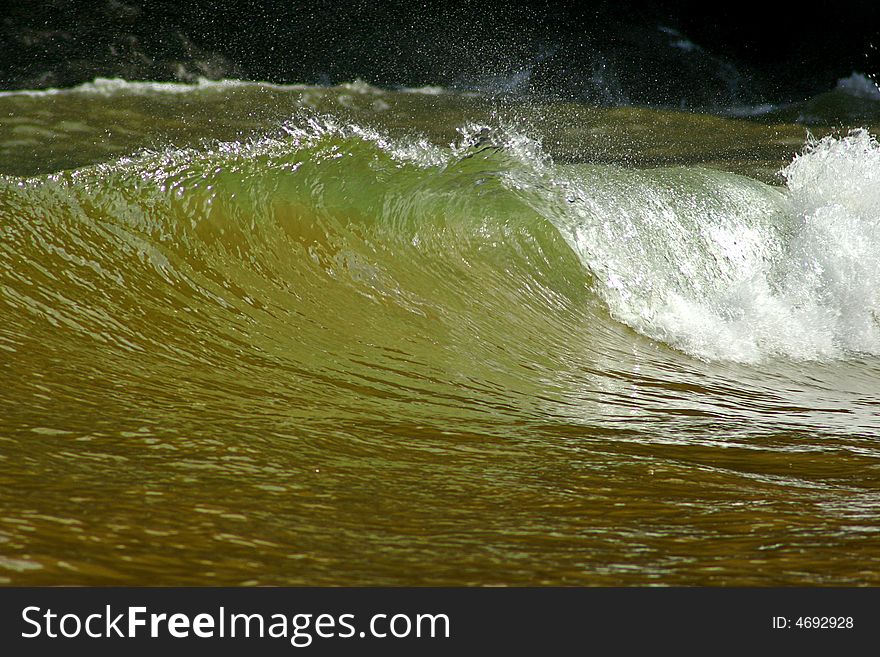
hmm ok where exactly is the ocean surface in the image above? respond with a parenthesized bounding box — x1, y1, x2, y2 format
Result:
(2, 77, 880, 585)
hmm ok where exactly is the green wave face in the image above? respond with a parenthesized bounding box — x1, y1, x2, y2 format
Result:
(1, 123, 600, 432)
(2, 88, 880, 586)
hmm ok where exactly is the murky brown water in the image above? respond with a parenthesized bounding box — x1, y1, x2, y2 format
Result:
(2, 81, 880, 585)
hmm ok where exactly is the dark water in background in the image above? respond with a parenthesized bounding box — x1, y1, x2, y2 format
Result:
(2, 1, 880, 586)
(4, 0, 880, 105)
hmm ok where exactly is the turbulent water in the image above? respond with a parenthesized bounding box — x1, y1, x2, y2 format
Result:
(2, 79, 880, 585)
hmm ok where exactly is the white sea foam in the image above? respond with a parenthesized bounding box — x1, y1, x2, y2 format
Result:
(0, 76, 461, 99)
(546, 130, 880, 362)
(0, 77, 306, 97)
(399, 85, 450, 95)
(0, 77, 363, 98)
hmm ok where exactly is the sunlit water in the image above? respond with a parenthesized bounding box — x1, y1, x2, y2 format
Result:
(1, 80, 880, 585)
